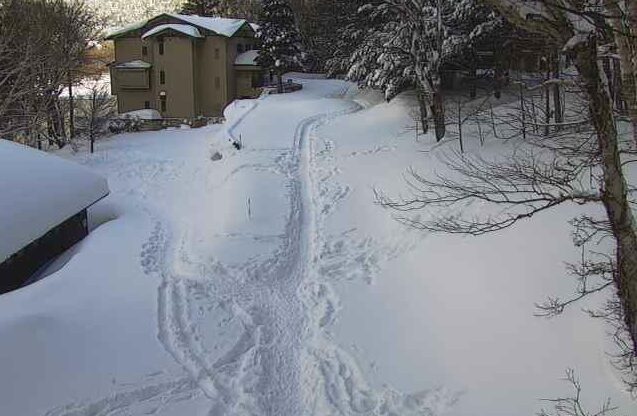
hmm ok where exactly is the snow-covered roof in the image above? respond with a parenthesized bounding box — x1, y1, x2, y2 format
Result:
(141, 24, 203, 40)
(105, 19, 150, 39)
(106, 13, 253, 39)
(167, 14, 248, 37)
(235, 50, 259, 66)
(0, 140, 109, 263)
(114, 60, 152, 69)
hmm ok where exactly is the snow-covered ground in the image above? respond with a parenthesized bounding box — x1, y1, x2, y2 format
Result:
(0, 77, 635, 415)
(60, 74, 111, 98)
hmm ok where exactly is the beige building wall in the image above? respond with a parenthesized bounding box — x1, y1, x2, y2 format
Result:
(114, 38, 142, 62)
(154, 36, 196, 119)
(116, 90, 154, 114)
(111, 37, 155, 114)
(235, 69, 261, 98)
(195, 36, 229, 117)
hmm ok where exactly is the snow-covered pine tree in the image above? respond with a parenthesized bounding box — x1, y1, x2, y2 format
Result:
(345, 0, 503, 141)
(325, 0, 381, 77)
(293, 0, 363, 72)
(256, 0, 304, 93)
(180, 0, 220, 16)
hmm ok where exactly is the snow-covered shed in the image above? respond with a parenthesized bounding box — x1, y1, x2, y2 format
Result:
(0, 140, 109, 294)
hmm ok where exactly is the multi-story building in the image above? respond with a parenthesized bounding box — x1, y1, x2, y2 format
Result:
(106, 13, 262, 119)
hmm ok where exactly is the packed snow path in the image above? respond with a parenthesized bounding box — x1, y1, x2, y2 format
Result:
(6, 78, 454, 416)
(153, 85, 365, 414)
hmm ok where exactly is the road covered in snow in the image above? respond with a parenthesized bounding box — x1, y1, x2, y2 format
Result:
(0, 76, 634, 416)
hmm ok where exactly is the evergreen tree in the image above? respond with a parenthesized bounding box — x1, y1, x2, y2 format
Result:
(324, 0, 383, 76)
(344, 0, 504, 141)
(294, 0, 367, 72)
(256, 0, 304, 93)
(180, 0, 220, 16)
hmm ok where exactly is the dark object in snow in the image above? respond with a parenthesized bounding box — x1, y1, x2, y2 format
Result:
(211, 151, 223, 161)
(0, 141, 109, 294)
(232, 141, 242, 150)
(0, 211, 89, 294)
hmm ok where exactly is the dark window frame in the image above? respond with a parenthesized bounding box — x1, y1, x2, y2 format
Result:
(158, 38, 164, 55)
(142, 46, 148, 56)
(160, 70, 165, 85)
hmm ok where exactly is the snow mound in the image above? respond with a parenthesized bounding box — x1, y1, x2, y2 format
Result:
(0, 140, 109, 262)
(119, 109, 162, 120)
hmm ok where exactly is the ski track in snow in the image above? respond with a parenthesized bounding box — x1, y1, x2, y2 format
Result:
(44, 84, 457, 416)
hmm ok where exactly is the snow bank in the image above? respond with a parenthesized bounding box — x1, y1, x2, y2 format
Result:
(314, 90, 637, 416)
(0, 140, 109, 263)
(119, 109, 162, 120)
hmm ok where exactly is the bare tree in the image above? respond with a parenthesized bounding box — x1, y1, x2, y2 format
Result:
(0, 0, 100, 148)
(538, 369, 620, 416)
(75, 83, 115, 153)
(378, 0, 637, 391)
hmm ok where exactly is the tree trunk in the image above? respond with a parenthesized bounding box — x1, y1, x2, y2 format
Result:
(494, 67, 503, 99)
(545, 62, 551, 137)
(604, 0, 637, 144)
(575, 39, 637, 353)
(469, 66, 477, 99)
(430, 91, 445, 142)
(416, 86, 429, 134)
(68, 74, 75, 139)
(277, 73, 283, 94)
(552, 52, 563, 127)
(47, 96, 66, 148)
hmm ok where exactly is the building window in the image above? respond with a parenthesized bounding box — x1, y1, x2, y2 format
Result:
(237, 44, 244, 54)
(214, 48, 220, 59)
(142, 46, 148, 56)
(144, 101, 150, 109)
(160, 70, 165, 85)
(215, 76, 220, 89)
(158, 38, 164, 55)
(160, 95, 167, 112)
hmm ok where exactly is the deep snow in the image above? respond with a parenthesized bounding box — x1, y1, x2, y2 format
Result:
(0, 140, 108, 263)
(0, 77, 635, 416)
